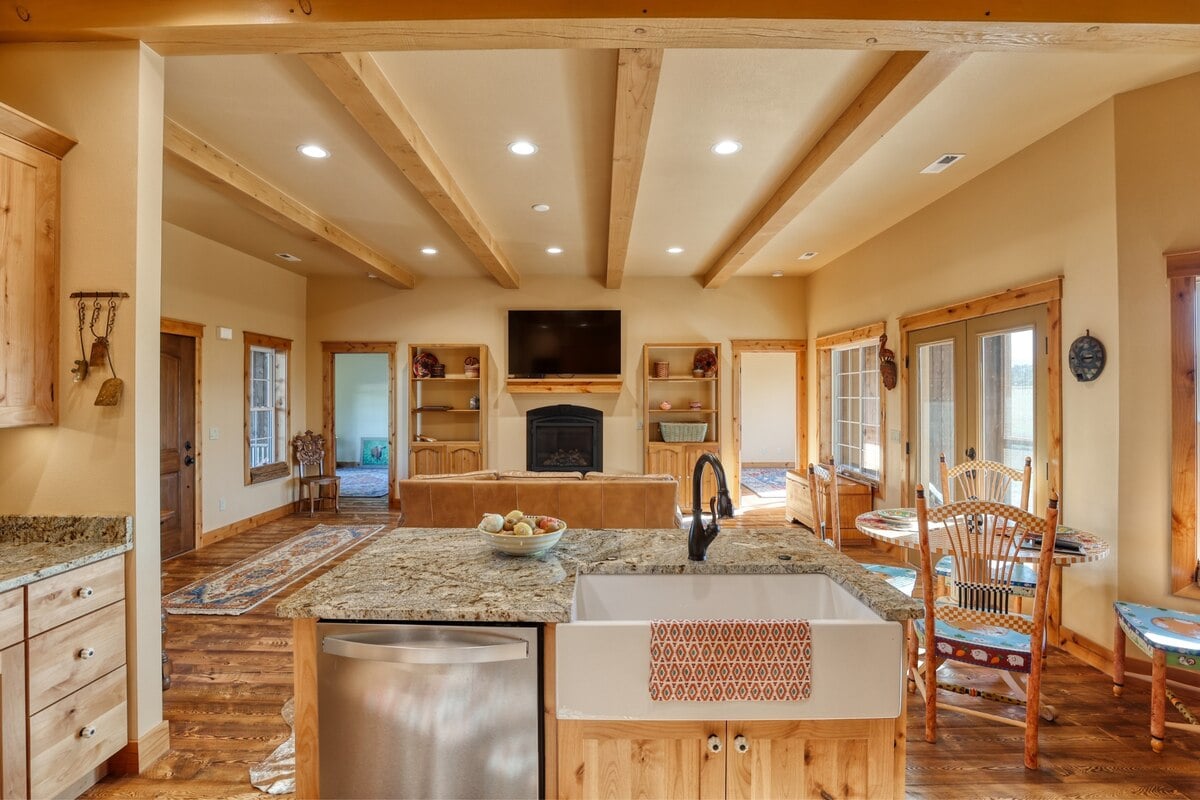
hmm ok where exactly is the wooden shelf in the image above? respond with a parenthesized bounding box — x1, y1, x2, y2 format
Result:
(506, 378, 622, 394)
(409, 343, 487, 476)
(411, 408, 479, 414)
(648, 376, 717, 382)
(649, 408, 716, 414)
(413, 375, 479, 382)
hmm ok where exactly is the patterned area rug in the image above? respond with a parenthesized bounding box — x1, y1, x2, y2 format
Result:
(337, 466, 389, 497)
(740, 467, 788, 498)
(162, 523, 384, 615)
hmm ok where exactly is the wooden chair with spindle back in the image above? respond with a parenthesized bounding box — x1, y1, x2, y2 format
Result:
(806, 460, 841, 550)
(292, 430, 340, 517)
(910, 486, 1060, 769)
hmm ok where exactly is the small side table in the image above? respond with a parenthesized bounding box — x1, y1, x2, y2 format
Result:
(1113, 600, 1200, 751)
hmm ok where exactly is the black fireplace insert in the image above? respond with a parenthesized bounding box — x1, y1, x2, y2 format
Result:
(526, 404, 602, 473)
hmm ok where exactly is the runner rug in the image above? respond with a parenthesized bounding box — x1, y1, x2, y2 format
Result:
(740, 467, 788, 498)
(336, 466, 389, 498)
(163, 523, 384, 615)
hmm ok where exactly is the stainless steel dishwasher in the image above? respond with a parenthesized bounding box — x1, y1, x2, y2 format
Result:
(317, 622, 541, 799)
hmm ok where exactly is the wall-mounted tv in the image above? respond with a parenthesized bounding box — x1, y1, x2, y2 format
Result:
(507, 310, 621, 378)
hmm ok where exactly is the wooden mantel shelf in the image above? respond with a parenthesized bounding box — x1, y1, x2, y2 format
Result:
(506, 377, 623, 394)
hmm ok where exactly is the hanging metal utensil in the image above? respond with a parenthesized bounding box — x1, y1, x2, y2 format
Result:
(95, 299, 124, 406)
(71, 297, 89, 382)
(88, 298, 109, 367)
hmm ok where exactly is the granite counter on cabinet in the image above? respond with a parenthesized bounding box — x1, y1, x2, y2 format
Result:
(0, 514, 133, 592)
(276, 526, 922, 622)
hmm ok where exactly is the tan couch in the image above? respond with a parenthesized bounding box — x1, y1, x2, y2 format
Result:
(398, 474, 680, 529)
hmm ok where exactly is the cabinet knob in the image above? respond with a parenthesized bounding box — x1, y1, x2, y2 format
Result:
(79, 725, 97, 739)
(78, 647, 96, 660)
(77, 586, 94, 599)
(707, 734, 722, 753)
(734, 734, 749, 753)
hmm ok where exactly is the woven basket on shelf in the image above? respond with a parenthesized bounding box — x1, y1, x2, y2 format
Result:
(659, 421, 708, 443)
(653, 361, 670, 378)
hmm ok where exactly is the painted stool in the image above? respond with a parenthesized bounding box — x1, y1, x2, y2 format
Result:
(1112, 600, 1200, 752)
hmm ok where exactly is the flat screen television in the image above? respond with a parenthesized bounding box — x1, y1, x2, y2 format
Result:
(507, 310, 621, 377)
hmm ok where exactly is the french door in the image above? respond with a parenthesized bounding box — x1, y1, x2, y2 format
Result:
(908, 306, 1049, 509)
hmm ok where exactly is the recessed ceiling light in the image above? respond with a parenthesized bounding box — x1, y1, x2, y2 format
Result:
(920, 153, 965, 174)
(797, 251, 819, 260)
(666, 247, 684, 254)
(531, 203, 551, 213)
(508, 140, 538, 156)
(274, 252, 301, 262)
(771, 270, 784, 278)
(297, 144, 330, 159)
(711, 140, 742, 155)
(420, 247, 438, 255)
(546, 246, 563, 255)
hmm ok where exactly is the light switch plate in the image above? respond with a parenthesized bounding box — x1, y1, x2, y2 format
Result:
(217, 326, 233, 340)
(209, 427, 219, 440)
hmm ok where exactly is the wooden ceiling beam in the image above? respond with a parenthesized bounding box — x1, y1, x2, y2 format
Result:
(700, 50, 964, 288)
(163, 118, 416, 289)
(606, 47, 663, 290)
(302, 52, 520, 289)
(4, 4, 1200, 55)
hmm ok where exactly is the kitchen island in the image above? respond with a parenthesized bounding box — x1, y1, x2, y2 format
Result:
(279, 526, 921, 799)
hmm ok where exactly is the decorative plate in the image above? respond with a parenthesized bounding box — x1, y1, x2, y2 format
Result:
(1068, 332, 1106, 382)
(412, 351, 439, 378)
(877, 508, 916, 522)
(693, 349, 717, 372)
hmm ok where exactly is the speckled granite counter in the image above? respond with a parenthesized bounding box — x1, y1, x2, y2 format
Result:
(277, 526, 921, 623)
(0, 515, 133, 592)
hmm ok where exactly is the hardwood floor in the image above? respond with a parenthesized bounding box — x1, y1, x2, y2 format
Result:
(85, 497, 1200, 800)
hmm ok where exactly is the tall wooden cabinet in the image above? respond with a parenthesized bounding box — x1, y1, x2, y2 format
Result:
(408, 344, 488, 476)
(643, 343, 721, 509)
(0, 103, 75, 428)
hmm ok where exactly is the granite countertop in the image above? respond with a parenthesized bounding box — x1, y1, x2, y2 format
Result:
(277, 526, 922, 623)
(0, 515, 133, 592)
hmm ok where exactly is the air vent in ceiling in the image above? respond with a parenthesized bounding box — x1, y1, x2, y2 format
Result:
(920, 154, 965, 174)
(274, 252, 302, 262)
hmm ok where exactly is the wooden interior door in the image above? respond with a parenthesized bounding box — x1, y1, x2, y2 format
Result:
(160, 332, 196, 559)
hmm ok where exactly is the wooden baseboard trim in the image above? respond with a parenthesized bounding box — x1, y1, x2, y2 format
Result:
(1058, 625, 1200, 689)
(108, 719, 170, 775)
(199, 501, 295, 548)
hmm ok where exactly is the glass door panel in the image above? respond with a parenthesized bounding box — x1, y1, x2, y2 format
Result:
(977, 327, 1035, 506)
(914, 338, 960, 505)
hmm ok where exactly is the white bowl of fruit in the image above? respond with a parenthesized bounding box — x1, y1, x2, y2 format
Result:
(477, 510, 567, 556)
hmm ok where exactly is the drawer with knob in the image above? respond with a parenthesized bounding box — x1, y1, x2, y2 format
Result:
(29, 665, 127, 800)
(26, 556, 124, 637)
(28, 599, 125, 713)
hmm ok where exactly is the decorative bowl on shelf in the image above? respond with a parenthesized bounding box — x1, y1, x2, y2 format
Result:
(477, 516, 567, 556)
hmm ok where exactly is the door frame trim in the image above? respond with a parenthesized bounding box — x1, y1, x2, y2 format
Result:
(321, 342, 399, 508)
(160, 317, 204, 552)
(729, 339, 807, 507)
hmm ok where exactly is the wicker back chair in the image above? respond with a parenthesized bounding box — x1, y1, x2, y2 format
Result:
(910, 486, 1059, 769)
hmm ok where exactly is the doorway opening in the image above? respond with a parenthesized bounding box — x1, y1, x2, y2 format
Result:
(730, 340, 806, 512)
(323, 343, 397, 511)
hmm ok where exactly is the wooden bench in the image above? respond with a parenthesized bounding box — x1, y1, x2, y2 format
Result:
(1113, 600, 1200, 751)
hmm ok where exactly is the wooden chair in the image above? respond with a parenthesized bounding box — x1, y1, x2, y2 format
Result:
(293, 430, 340, 517)
(806, 461, 841, 550)
(910, 486, 1059, 769)
(1113, 601, 1200, 752)
(939, 453, 1032, 510)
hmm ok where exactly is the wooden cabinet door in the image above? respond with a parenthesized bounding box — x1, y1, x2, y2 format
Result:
(0, 135, 59, 428)
(446, 443, 481, 473)
(726, 719, 898, 800)
(646, 444, 686, 506)
(409, 443, 443, 476)
(0, 642, 27, 799)
(685, 443, 721, 510)
(558, 720, 725, 800)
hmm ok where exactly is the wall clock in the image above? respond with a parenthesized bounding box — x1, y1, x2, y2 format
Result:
(1068, 331, 1106, 382)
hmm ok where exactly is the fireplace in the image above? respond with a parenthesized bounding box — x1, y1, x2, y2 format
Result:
(526, 405, 603, 473)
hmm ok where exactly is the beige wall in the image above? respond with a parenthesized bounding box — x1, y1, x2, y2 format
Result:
(334, 353, 390, 465)
(806, 102, 1122, 645)
(162, 223, 308, 532)
(1114, 72, 1200, 610)
(306, 275, 806, 475)
(740, 352, 798, 464)
(0, 43, 165, 741)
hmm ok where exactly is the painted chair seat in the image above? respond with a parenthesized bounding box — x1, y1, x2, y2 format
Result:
(934, 555, 1038, 598)
(913, 614, 1036, 674)
(1114, 601, 1200, 668)
(862, 563, 917, 595)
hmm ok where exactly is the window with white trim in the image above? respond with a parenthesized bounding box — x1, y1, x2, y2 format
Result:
(831, 341, 882, 480)
(244, 332, 291, 485)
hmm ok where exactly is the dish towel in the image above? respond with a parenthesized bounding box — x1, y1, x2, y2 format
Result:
(649, 619, 812, 702)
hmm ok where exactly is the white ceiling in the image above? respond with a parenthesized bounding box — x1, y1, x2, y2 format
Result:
(161, 47, 1200, 286)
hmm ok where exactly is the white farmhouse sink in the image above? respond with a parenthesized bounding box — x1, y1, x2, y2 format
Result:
(556, 573, 905, 721)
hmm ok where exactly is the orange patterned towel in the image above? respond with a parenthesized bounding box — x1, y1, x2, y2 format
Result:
(649, 619, 812, 702)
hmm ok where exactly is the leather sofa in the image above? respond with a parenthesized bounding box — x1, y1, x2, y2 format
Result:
(398, 474, 680, 529)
